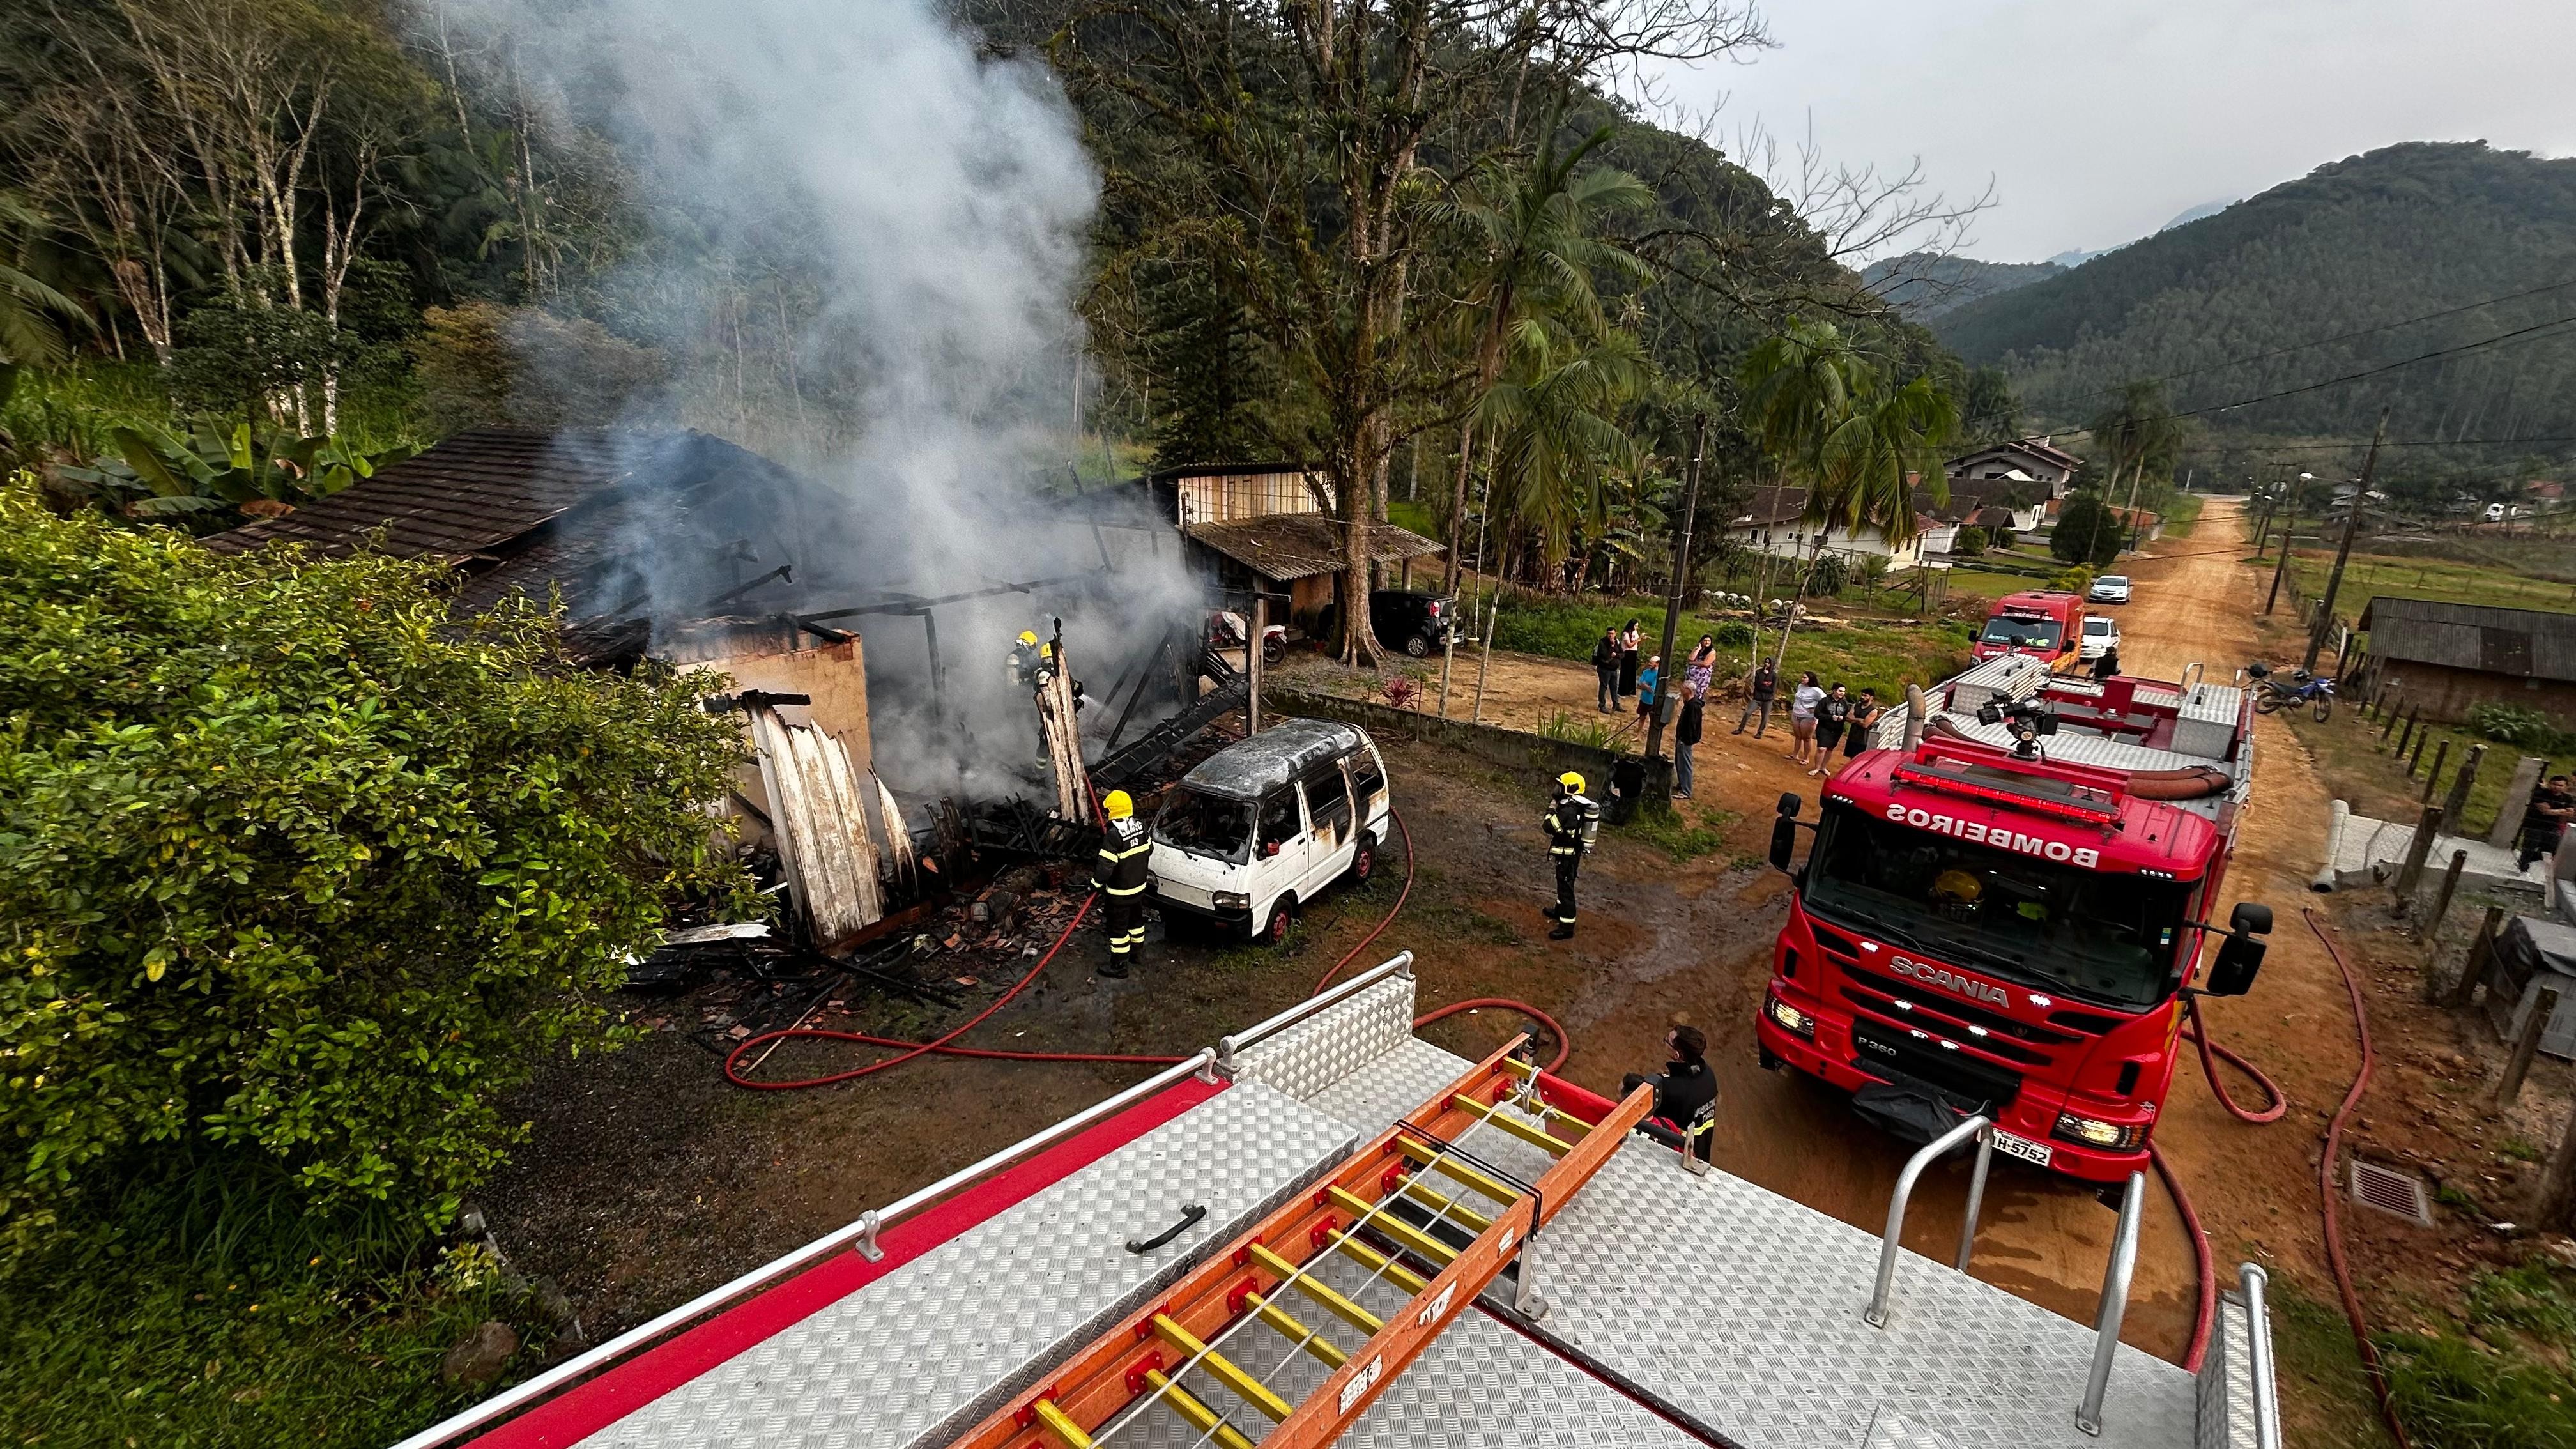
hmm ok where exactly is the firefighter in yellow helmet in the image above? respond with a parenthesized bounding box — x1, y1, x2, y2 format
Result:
(1543, 771, 1600, 940)
(1091, 789, 1154, 976)
(1008, 629, 1046, 689)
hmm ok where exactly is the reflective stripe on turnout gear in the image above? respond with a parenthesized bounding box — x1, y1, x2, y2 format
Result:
(1094, 817, 1153, 894)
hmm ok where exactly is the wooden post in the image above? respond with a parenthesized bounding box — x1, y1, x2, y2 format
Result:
(2421, 739, 2450, 799)
(2496, 985, 2560, 1108)
(2451, 905, 2506, 1006)
(1246, 595, 1264, 738)
(2493, 756, 2549, 848)
(2407, 719, 2432, 778)
(2392, 708, 2417, 757)
(2444, 744, 2486, 827)
(2380, 689, 2405, 743)
(2392, 803, 2444, 908)
(2536, 1079, 2576, 1229)
(2426, 850, 2469, 938)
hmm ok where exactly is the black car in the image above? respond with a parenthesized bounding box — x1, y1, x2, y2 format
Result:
(1322, 590, 1456, 657)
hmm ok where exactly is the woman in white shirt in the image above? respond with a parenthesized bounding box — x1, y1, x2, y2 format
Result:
(1787, 671, 1825, 766)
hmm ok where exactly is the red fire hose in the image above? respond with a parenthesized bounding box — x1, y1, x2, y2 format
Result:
(2305, 905, 2414, 1448)
(728, 809, 1573, 1088)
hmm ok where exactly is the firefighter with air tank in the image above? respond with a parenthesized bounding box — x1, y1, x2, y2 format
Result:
(1543, 772, 1600, 940)
(1091, 789, 1153, 977)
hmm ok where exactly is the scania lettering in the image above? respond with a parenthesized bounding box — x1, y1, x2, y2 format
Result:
(1756, 653, 2274, 1183)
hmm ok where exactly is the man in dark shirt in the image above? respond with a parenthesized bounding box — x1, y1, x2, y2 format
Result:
(1623, 1025, 1718, 1161)
(2520, 774, 2576, 872)
(1673, 683, 1705, 799)
(1735, 662, 1779, 737)
(1592, 629, 1621, 713)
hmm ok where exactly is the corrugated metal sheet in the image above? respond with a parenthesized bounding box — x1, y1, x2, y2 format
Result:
(747, 704, 885, 951)
(2359, 596, 2576, 683)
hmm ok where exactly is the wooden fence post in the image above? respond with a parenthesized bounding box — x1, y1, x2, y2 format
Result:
(2380, 690, 2405, 742)
(2393, 803, 2445, 909)
(2408, 722, 2433, 778)
(2450, 905, 2506, 1006)
(2537, 1087, 2576, 1230)
(2394, 708, 2418, 757)
(2426, 850, 2469, 939)
(2444, 744, 2486, 829)
(2421, 740, 2451, 797)
(2497, 985, 2560, 1108)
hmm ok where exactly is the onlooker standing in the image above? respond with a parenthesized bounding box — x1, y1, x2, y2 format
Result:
(1616, 619, 1643, 701)
(1809, 684, 1852, 777)
(1592, 628, 1621, 713)
(1843, 687, 1882, 762)
(1686, 634, 1718, 698)
(1788, 671, 1825, 765)
(1635, 655, 1662, 728)
(1735, 661, 1779, 737)
(2518, 773, 2576, 872)
(1673, 682, 1705, 799)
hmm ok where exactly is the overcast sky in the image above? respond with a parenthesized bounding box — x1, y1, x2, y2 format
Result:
(1656, 0, 2576, 264)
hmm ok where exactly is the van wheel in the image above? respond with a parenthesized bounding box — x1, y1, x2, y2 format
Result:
(1403, 634, 1430, 657)
(1259, 897, 1298, 947)
(1348, 833, 1377, 885)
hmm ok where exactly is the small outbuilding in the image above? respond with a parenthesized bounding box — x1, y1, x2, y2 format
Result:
(2356, 596, 2576, 723)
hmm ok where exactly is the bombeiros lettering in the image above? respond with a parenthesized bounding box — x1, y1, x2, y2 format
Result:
(1883, 801, 2099, 868)
(1887, 956, 2012, 1008)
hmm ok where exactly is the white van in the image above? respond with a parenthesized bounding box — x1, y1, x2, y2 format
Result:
(1147, 718, 1392, 944)
(2078, 613, 2121, 661)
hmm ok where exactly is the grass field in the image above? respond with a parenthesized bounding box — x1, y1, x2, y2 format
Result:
(1485, 593, 1973, 703)
(2288, 702, 2576, 840)
(2289, 548, 2576, 617)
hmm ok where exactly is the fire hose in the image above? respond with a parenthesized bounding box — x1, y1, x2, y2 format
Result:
(726, 808, 1572, 1088)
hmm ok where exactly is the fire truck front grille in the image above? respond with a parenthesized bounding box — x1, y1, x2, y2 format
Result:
(1836, 961, 2080, 1046)
(1840, 985, 2053, 1067)
(1849, 1019, 2023, 1110)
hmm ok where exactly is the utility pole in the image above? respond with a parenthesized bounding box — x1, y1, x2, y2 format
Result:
(2264, 526, 2295, 614)
(1644, 414, 1709, 765)
(2304, 408, 2388, 673)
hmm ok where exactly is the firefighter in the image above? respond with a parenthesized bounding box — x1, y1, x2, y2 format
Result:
(1543, 772, 1599, 940)
(1008, 630, 1048, 689)
(1091, 789, 1154, 976)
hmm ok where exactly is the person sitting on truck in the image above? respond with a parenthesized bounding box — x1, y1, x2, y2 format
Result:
(1622, 1025, 1717, 1161)
(2090, 645, 2120, 681)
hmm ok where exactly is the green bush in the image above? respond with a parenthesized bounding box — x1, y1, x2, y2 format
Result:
(2470, 702, 2576, 756)
(2051, 492, 2126, 567)
(1536, 710, 1624, 749)
(1715, 620, 1754, 648)
(1952, 526, 1988, 556)
(0, 482, 753, 1250)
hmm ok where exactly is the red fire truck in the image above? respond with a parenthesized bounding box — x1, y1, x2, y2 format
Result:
(1754, 654, 2275, 1183)
(1971, 588, 2088, 669)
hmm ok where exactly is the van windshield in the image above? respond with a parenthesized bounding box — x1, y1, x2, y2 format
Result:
(2083, 618, 2112, 637)
(1981, 615, 2062, 648)
(1154, 786, 1254, 864)
(1802, 800, 2190, 1006)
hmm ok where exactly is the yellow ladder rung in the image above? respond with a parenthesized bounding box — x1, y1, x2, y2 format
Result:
(1245, 1290, 1349, 1368)
(1138, 1369, 1255, 1449)
(1452, 1092, 1575, 1155)
(1247, 1244, 1386, 1334)
(1324, 1185, 1459, 1268)
(1323, 1228, 1429, 1296)
(1395, 1176, 1494, 1234)
(1151, 1314, 1293, 1422)
(1395, 1138, 1522, 1205)
(1032, 1397, 1092, 1449)
(1486, 1062, 1602, 1131)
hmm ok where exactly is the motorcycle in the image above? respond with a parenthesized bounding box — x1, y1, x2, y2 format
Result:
(1211, 610, 1287, 666)
(2246, 662, 2336, 721)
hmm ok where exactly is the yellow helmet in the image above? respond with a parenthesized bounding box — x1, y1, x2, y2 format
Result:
(1018, 630, 1039, 647)
(1557, 772, 1585, 794)
(1102, 790, 1135, 820)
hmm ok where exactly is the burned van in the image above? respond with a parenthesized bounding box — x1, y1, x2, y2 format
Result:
(1147, 718, 1392, 944)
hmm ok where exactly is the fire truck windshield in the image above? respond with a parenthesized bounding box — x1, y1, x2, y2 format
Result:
(1802, 801, 2190, 1006)
(1979, 615, 2062, 648)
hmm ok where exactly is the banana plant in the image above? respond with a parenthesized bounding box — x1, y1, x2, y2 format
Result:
(44, 420, 415, 525)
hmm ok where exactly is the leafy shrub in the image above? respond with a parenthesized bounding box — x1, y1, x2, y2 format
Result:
(2051, 492, 2126, 567)
(1805, 552, 1850, 597)
(1381, 675, 1421, 711)
(1537, 710, 1623, 750)
(1952, 526, 1988, 556)
(2470, 702, 2576, 756)
(1989, 526, 2018, 549)
(0, 482, 752, 1250)
(2049, 564, 2097, 592)
(1715, 620, 1754, 648)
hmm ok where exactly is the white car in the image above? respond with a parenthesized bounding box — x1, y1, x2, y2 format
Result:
(2078, 614, 2120, 662)
(1147, 718, 1392, 944)
(2087, 574, 2132, 604)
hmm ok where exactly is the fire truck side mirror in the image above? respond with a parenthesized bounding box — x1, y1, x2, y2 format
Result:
(2206, 935, 2266, 997)
(2229, 901, 2274, 936)
(1767, 818, 1798, 872)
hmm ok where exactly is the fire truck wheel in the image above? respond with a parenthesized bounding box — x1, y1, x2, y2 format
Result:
(1758, 1046, 1781, 1071)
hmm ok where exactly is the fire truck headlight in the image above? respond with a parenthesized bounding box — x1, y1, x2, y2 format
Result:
(2051, 1113, 2144, 1151)
(1766, 996, 1816, 1039)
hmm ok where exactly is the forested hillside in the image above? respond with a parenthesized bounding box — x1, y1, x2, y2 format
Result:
(1935, 142, 2576, 449)
(1862, 252, 2064, 319)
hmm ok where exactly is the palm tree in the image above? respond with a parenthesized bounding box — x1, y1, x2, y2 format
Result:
(0, 192, 87, 380)
(1476, 322, 1650, 574)
(2086, 379, 2186, 555)
(1739, 319, 1956, 675)
(1439, 121, 1653, 598)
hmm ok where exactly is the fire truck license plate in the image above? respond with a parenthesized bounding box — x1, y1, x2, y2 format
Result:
(1990, 1129, 2053, 1167)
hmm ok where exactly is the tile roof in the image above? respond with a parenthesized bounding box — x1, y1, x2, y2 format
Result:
(1183, 514, 1442, 581)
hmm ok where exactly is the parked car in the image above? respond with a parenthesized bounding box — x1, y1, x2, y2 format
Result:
(1147, 718, 1392, 944)
(1318, 590, 1459, 657)
(2087, 574, 2133, 605)
(2078, 613, 2120, 662)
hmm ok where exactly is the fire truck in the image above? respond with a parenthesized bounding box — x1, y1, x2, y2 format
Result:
(1971, 588, 2089, 670)
(1755, 652, 2274, 1183)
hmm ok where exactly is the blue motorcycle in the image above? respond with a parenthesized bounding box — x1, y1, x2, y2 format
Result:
(2247, 663, 2336, 721)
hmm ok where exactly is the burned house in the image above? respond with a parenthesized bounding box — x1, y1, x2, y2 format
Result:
(206, 427, 1189, 953)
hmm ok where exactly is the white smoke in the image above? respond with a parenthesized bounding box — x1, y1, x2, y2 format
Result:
(430, 0, 1206, 800)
